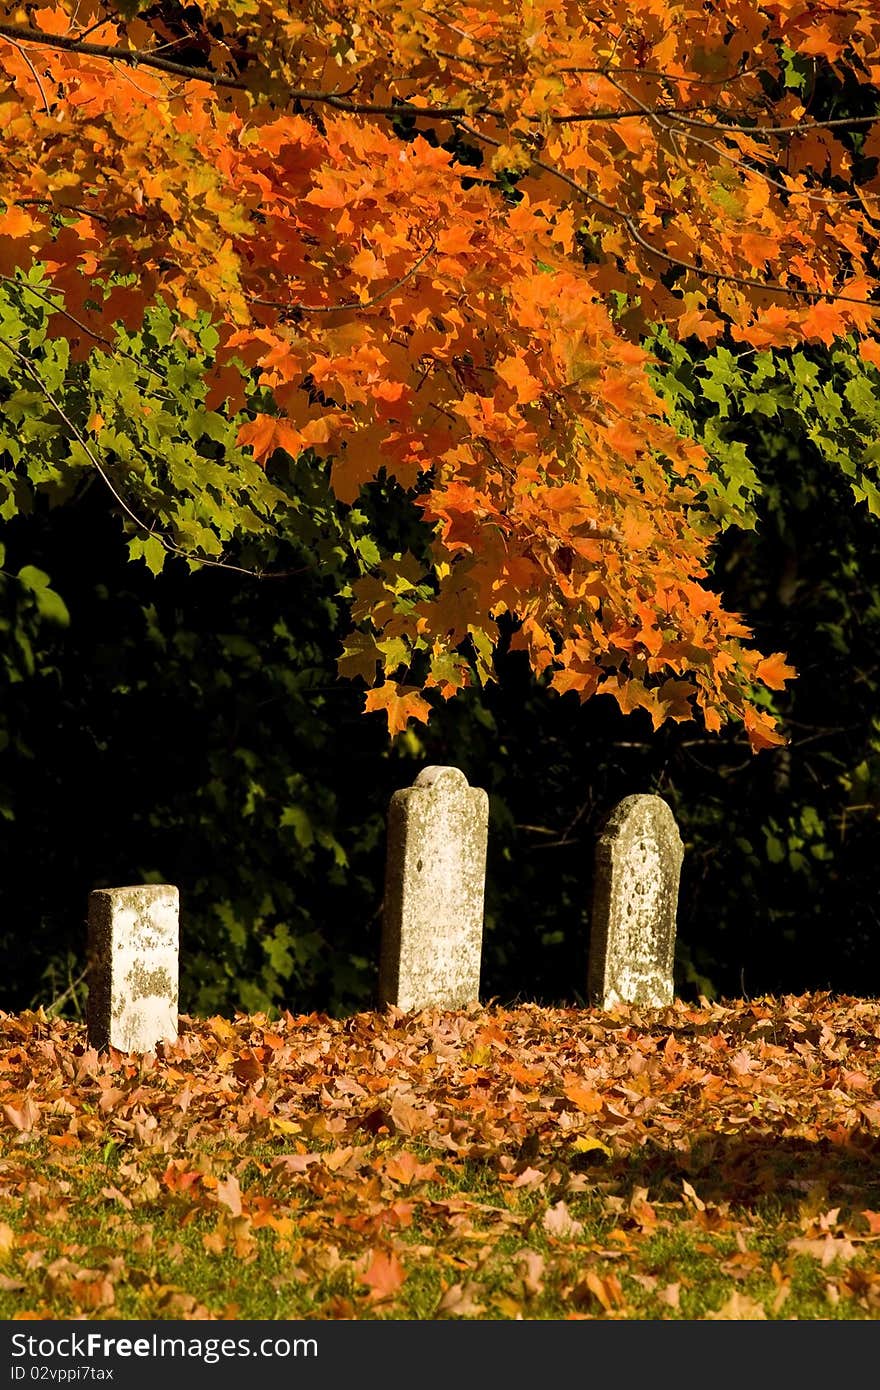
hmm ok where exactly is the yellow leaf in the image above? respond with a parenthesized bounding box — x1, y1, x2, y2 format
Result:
(571, 1135, 612, 1158)
(269, 1118, 301, 1136)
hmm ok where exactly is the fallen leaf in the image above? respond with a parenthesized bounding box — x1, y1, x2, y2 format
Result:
(658, 1282, 680, 1309)
(69, 1277, 115, 1310)
(542, 1199, 583, 1239)
(359, 1248, 407, 1302)
(233, 1052, 264, 1085)
(563, 1082, 604, 1114)
(437, 1282, 485, 1317)
(383, 1150, 438, 1185)
(573, 1268, 626, 1311)
(788, 1235, 857, 1266)
(388, 1095, 425, 1135)
(0, 1224, 14, 1262)
(511, 1166, 546, 1189)
(517, 1249, 545, 1297)
(216, 1173, 243, 1217)
(707, 1291, 767, 1319)
(571, 1135, 612, 1159)
(3, 1100, 39, 1133)
(681, 1179, 706, 1211)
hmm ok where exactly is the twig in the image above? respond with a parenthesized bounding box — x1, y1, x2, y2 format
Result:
(455, 119, 879, 307)
(252, 238, 436, 315)
(14, 197, 110, 224)
(602, 69, 876, 212)
(2, 23, 850, 137)
(0, 22, 250, 89)
(0, 274, 173, 386)
(2, 31, 51, 115)
(0, 333, 310, 581)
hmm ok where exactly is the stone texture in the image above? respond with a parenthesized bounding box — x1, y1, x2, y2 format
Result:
(86, 885, 179, 1052)
(379, 766, 489, 1011)
(588, 795, 683, 1009)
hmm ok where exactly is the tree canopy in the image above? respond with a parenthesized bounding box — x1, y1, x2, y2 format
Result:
(2, 1, 880, 749)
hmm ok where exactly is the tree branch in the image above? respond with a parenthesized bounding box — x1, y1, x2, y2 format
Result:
(2, 30, 51, 115)
(0, 333, 310, 581)
(251, 238, 435, 316)
(456, 120, 879, 308)
(0, 23, 820, 134)
(0, 22, 249, 89)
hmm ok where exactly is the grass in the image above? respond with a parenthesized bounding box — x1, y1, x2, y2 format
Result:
(1, 995, 880, 1319)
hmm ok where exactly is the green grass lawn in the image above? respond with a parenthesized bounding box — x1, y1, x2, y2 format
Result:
(1, 994, 879, 1319)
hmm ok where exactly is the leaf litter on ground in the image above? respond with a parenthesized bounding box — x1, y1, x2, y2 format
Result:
(1, 992, 880, 1319)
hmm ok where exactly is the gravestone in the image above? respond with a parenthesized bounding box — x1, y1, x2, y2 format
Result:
(588, 795, 683, 1009)
(86, 884, 179, 1052)
(379, 766, 489, 1012)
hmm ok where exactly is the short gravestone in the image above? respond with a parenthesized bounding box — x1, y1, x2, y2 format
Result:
(86, 885, 179, 1052)
(588, 795, 683, 1009)
(379, 766, 489, 1012)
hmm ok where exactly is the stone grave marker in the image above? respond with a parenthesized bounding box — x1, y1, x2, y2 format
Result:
(86, 884, 179, 1052)
(379, 766, 489, 1011)
(588, 794, 683, 1009)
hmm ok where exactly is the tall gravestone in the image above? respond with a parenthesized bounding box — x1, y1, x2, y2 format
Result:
(379, 766, 489, 1012)
(588, 795, 683, 1009)
(86, 884, 179, 1052)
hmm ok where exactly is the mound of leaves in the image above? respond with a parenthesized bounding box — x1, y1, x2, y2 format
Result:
(1, 994, 880, 1319)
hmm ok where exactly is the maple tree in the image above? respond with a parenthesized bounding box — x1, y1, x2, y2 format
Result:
(2, 2, 880, 748)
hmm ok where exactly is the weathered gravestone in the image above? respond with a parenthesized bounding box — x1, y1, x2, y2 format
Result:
(86, 884, 179, 1052)
(379, 766, 489, 1012)
(588, 795, 683, 1009)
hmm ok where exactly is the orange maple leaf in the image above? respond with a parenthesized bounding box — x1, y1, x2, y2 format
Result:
(800, 299, 848, 346)
(495, 353, 544, 404)
(563, 1080, 603, 1114)
(237, 414, 304, 466)
(742, 706, 787, 753)
(740, 231, 779, 268)
(755, 652, 797, 690)
(858, 338, 880, 369)
(0, 207, 36, 239)
(363, 681, 432, 736)
(359, 1248, 407, 1302)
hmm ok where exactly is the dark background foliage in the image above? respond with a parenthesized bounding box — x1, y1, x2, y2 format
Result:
(2, 391, 879, 1019)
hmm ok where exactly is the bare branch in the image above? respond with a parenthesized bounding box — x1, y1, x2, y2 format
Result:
(251, 238, 435, 316)
(2, 30, 51, 115)
(455, 120, 879, 308)
(602, 70, 877, 215)
(667, 109, 880, 137)
(3, 24, 877, 312)
(553, 63, 767, 89)
(0, 24, 781, 130)
(0, 22, 249, 89)
(14, 197, 110, 224)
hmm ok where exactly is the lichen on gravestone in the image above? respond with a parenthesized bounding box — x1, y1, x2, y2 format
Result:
(379, 766, 489, 1012)
(86, 884, 179, 1052)
(588, 794, 683, 1009)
